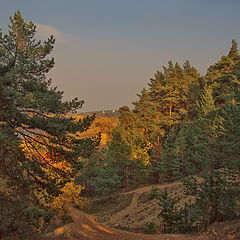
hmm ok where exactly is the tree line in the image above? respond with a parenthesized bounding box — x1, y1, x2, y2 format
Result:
(80, 40, 240, 232)
(0, 12, 99, 238)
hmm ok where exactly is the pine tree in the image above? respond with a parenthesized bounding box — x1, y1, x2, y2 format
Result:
(183, 60, 202, 119)
(0, 12, 98, 237)
(206, 40, 240, 85)
(80, 150, 121, 196)
(228, 39, 240, 63)
(107, 127, 132, 188)
(213, 94, 240, 171)
(158, 84, 217, 181)
(183, 170, 239, 229)
(147, 61, 200, 131)
(196, 85, 215, 116)
(160, 61, 183, 125)
(133, 88, 162, 138)
(106, 106, 152, 188)
(157, 127, 181, 180)
(158, 189, 180, 233)
(181, 63, 240, 231)
(118, 106, 152, 166)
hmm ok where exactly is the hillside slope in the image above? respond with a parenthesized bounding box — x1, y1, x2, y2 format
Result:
(97, 182, 182, 230)
(48, 182, 240, 240)
(49, 207, 239, 240)
(50, 207, 197, 240)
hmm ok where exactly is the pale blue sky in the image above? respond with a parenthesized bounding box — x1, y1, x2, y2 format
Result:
(1, 0, 240, 111)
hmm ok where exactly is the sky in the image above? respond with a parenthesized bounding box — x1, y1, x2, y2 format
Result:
(1, 0, 240, 112)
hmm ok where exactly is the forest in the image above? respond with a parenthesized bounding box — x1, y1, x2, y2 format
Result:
(0, 12, 239, 240)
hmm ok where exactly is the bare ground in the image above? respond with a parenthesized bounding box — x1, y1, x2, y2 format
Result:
(49, 206, 198, 240)
(95, 181, 183, 230)
(47, 181, 240, 240)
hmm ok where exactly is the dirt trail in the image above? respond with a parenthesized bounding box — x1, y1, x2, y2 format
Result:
(49, 206, 198, 240)
(121, 181, 181, 196)
(107, 192, 141, 226)
(105, 181, 181, 228)
(48, 181, 239, 240)
(94, 181, 181, 201)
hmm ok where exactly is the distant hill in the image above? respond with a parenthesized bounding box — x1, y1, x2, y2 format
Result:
(75, 110, 120, 118)
(71, 112, 119, 147)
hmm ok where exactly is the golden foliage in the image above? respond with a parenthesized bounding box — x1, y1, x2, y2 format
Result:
(100, 133, 108, 146)
(76, 116, 118, 147)
(50, 182, 85, 213)
(131, 141, 153, 165)
(93, 117, 118, 134)
(0, 176, 15, 199)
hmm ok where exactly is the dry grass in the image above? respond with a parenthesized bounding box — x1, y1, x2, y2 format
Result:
(86, 193, 133, 217)
(88, 182, 183, 231)
(45, 181, 240, 240)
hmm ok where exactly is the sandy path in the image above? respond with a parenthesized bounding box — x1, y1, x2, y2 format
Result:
(122, 181, 181, 196)
(106, 181, 181, 226)
(107, 192, 141, 226)
(46, 181, 239, 240)
(49, 206, 198, 240)
(48, 182, 196, 240)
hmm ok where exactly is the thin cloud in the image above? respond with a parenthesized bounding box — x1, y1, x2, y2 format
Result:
(35, 23, 67, 43)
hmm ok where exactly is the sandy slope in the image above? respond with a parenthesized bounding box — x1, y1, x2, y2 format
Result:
(49, 206, 198, 240)
(99, 182, 183, 229)
(47, 181, 240, 240)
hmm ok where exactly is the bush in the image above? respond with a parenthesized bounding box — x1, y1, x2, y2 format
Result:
(51, 182, 86, 214)
(157, 189, 199, 233)
(149, 186, 160, 200)
(144, 221, 160, 234)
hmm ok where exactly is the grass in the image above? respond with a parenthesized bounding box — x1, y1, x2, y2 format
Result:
(138, 190, 156, 204)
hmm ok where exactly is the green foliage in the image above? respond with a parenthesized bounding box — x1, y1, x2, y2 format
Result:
(183, 170, 240, 229)
(110, 60, 201, 186)
(196, 85, 215, 117)
(158, 115, 216, 180)
(146, 60, 200, 131)
(144, 221, 160, 234)
(149, 186, 160, 200)
(108, 111, 150, 188)
(213, 103, 240, 170)
(158, 189, 180, 233)
(0, 176, 53, 238)
(0, 11, 98, 238)
(157, 127, 182, 180)
(157, 189, 200, 233)
(76, 150, 121, 196)
(105, 40, 240, 234)
(132, 88, 161, 138)
(158, 42, 240, 233)
(89, 153, 122, 196)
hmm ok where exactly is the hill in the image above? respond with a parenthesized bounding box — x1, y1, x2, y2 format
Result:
(72, 114, 118, 147)
(74, 110, 120, 118)
(48, 182, 240, 240)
